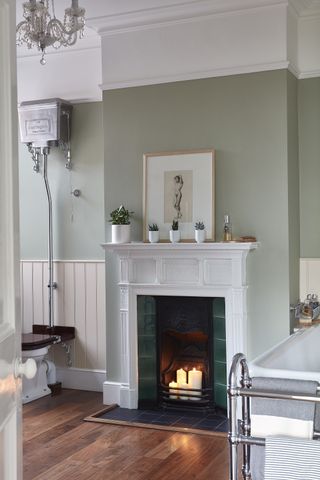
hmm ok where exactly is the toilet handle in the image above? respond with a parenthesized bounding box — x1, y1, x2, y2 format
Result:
(15, 358, 37, 379)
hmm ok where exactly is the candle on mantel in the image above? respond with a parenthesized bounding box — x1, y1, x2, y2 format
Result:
(188, 368, 202, 401)
(176, 368, 187, 385)
(169, 381, 179, 400)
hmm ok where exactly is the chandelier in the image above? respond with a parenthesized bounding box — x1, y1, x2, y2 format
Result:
(16, 0, 86, 65)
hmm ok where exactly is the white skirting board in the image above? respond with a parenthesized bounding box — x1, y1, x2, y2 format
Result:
(57, 367, 106, 392)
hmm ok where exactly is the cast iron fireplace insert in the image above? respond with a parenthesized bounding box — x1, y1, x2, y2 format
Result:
(137, 295, 227, 413)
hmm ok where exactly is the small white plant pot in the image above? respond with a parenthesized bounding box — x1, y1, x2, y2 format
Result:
(169, 230, 181, 243)
(148, 231, 160, 243)
(111, 224, 131, 244)
(195, 229, 206, 243)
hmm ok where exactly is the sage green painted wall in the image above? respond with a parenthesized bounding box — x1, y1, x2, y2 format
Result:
(287, 72, 300, 330)
(299, 78, 320, 258)
(104, 71, 293, 381)
(19, 102, 105, 260)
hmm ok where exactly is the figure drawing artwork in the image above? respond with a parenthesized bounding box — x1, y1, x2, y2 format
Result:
(164, 170, 193, 223)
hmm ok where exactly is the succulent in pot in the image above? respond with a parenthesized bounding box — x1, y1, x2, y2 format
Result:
(194, 221, 206, 243)
(109, 205, 134, 243)
(148, 223, 160, 243)
(169, 220, 181, 243)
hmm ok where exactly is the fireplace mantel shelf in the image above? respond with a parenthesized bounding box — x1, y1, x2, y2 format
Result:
(101, 241, 258, 252)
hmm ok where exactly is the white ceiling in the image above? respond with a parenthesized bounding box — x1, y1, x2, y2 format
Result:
(15, 0, 320, 59)
(15, 0, 320, 103)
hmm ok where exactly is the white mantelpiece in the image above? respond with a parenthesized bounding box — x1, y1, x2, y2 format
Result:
(102, 241, 258, 408)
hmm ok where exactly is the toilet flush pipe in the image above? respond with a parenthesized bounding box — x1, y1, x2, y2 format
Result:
(42, 147, 54, 328)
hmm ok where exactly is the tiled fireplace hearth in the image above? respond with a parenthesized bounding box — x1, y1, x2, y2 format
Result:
(101, 242, 257, 409)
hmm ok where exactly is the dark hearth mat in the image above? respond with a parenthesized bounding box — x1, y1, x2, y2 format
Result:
(84, 404, 228, 437)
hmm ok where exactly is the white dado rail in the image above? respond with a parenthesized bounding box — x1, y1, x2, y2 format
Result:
(102, 242, 258, 408)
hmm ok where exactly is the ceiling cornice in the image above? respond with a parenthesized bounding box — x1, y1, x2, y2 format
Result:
(87, 0, 288, 35)
(290, 0, 320, 17)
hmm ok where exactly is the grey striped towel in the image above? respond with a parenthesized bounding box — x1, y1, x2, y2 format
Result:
(264, 436, 320, 479)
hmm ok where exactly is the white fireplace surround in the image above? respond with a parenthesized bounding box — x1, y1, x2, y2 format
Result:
(102, 242, 258, 409)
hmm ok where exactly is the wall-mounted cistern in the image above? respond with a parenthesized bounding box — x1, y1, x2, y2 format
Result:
(18, 98, 73, 328)
(18, 98, 76, 402)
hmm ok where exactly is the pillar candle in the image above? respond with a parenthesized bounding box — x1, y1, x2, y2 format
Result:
(169, 381, 179, 400)
(176, 368, 187, 385)
(179, 382, 189, 401)
(188, 368, 202, 401)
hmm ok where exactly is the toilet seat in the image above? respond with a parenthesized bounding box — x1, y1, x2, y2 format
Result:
(22, 333, 56, 350)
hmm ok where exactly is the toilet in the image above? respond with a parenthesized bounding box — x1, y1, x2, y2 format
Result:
(22, 333, 58, 404)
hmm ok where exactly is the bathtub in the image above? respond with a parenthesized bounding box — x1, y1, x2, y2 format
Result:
(249, 325, 320, 382)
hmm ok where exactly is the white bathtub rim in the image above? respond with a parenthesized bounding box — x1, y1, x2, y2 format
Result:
(249, 325, 320, 383)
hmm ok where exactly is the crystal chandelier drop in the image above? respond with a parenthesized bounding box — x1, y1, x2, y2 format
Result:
(16, 0, 86, 65)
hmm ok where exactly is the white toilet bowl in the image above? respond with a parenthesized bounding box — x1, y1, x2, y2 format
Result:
(22, 334, 57, 404)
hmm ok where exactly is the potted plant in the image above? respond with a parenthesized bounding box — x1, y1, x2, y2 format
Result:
(109, 205, 134, 243)
(169, 220, 180, 243)
(195, 221, 206, 243)
(148, 223, 160, 243)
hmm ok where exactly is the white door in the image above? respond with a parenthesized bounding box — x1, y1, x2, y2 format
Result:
(0, 1, 22, 479)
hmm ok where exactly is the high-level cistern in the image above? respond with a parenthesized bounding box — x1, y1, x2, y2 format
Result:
(18, 98, 73, 328)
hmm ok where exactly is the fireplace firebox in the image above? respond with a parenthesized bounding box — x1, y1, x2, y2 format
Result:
(137, 295, 227, 412)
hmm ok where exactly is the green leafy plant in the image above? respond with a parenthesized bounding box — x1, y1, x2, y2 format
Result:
(171, 220, 179, 231)
(109, 205, 134, 225)
(195, 221, 205, 230)
(148, 223, 159, 231)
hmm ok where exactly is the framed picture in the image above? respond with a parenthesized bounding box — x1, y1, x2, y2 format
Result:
(143, 150, 215, 241)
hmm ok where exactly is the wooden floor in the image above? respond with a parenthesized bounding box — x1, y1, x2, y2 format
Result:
(23, 389, 229, 480)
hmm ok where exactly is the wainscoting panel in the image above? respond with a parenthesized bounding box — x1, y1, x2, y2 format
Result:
(300, 259, 320, 301)
(20, 261, 106, 373)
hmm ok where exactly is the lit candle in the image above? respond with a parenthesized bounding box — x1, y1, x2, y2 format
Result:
(188, 368, 202, 401)
(176, 368, 187, 385)
(169, 381, 179, 400)
(179, 382, 190, 401)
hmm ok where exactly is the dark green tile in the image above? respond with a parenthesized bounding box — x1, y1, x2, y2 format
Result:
(214, 383, 227, 409)
(212, 298, 225, 317)
(214, 338, 226, 363)
(214, 316, 226, 340)
(214, 361, 227, 385)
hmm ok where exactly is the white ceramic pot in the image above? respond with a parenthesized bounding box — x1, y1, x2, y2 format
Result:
(148, 230, 160, 243)
(169, 230, 181, 243)
(195, 229, 206, 243)
(111, 224, 131, 243)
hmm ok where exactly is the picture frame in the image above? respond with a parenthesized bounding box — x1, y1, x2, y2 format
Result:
(143, 149, 215, 242)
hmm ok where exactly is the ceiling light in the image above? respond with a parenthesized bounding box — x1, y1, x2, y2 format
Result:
(16, 0, 85, 65)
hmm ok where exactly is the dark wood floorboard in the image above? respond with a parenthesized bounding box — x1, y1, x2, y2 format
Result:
(23, 389, 229, 480)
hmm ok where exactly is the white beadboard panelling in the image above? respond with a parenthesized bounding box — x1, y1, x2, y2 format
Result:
(32, 262, 44, 326)
(74, 263, 86, 368)
(21, 262, 33, 334)
(20, 260, 106, 372)
(97, 263, 107, 370)
(64, 262, 75, 328)
(300, 259, 308, 301)
(85, 263, 98, 369)
(300, 259, 320, 299)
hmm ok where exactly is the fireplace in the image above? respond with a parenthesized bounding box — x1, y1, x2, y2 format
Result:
(137, 295, 227, 412)
(101, 242, 257, 409)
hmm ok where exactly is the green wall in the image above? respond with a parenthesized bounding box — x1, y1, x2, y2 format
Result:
(19, 102, 105, 260)
(104, 70, 296, 381)
(287, 72, 300, 329)
(299, 78, 320, 258)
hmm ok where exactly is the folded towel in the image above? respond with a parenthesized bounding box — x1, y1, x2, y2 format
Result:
(251, 377, 317, 438)
(250, 377, 318, 480)
(264, 436, 320, 480)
